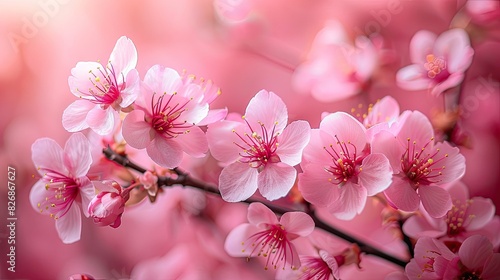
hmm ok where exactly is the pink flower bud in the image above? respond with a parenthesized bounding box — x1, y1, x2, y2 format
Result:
(88, 181, 130, 228)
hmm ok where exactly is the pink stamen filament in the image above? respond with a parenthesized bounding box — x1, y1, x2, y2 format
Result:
(36, 169, 79, 220)
(78, 63, 125, 106)
(323, 136, 360, 186)
(148, 92, 193, 138)
(401, 138, 447, 188)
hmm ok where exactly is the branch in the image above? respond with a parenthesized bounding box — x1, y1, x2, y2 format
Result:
(103, 146, 408, 268)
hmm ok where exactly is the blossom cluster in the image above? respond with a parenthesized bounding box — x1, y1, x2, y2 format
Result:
(28, 3, 500, 278)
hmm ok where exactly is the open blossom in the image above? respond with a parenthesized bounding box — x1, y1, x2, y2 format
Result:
(403, 181, 499, 250)
(372, 110, 466, 218)
(293, 21, 381, 102)
(88, 180, 131, 228)
(207, 90, 310, 202)
(122, 65, 224, 168)
(29, 133, 95, 244)
(396, 28, 474, 96)
(405, 236, 456, 280)
(224, 202, 315, 270)
(63, 36, 140, 135)
(298, 112, 392, 220)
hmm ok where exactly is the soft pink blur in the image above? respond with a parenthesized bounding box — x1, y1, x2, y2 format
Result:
(1, 0, 499, 279)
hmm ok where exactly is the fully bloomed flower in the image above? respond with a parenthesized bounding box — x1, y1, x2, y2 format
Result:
(63, 36, 140, 135)
(224, 202, 315, 270)
(207, 90, 311, 202)
(293, 21, 381, 102)
(29, 133, 95, 244)
(396, 28, 474, 96)
(405, 237, 456, 280)
(88, 180, 131, 228)
(403, 181, 499, 250)
(298, 112, 392, 220)
(123, 65, 225, 168)
(372, 111, 466, 218)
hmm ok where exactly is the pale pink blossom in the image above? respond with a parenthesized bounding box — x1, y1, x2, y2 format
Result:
(403, 181, 499, 249)
(29, 133, 95, 244)
(372, 111, 466, 218)
(207, 90, 311, 202)
(298, 112, 392, 220)
(122, 65, 223, 168)
(63, 36, 140, 135)
(396, 28, 474, 96)
(405, 237, 456, 280)
(88, 180, 131, 228)
(224, 202, 315, 270)
(293, 21, 381, 102)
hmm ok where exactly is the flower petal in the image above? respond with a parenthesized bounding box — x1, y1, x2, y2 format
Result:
(143, 65, 182, 95)
(458, 235, 493, 271)
(55, 203, 82, 244)
(319, 112, 367, 152)
(418, 185, 452, 218)
(108, 36, 138, 75)
(327, 182, 367, 220)
(224, 223, 260, 257)
(280, 212, 314, 237)
(358, 153, 392, 195)
(431, 141, 466, 184)
(146, 137, 184, 168)
(68, 61, 105, 98)
(219, 162, 259, 202)
(29, 180, 50, 213)
(62, 100, 94, 132)
(276, 120, 311, 166)
(247, 202, 279, 226)
(482, 254, 500, 280)
(466, 197, 496, 230)
(122, 110, 154, 149)
(31, 138, 66, 175)
(64, 133, 92, 177)
(371, 130, 403, 172)
(384, 177, 420, 212)
(434, 28, 473, 73)
(244, 90, 288, 133)
(173, 125, 208, 158)
(86, 107, 116, 135)
(258, 162, 297, 201)
(298, 163, 340, 207)
(207, 120, 245, 163)
(78, 177, 96, 218)
(119, 69, 140, 108)
(402, 215, 446, 239)
(396, 64, 429, 91)
(197, 108, 228, 126)
(410, 30, 437, 64)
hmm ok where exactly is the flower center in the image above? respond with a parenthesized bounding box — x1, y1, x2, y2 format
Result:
(446, 199, 475, 237)
(459, 270, 482, 280)
(36, 170, 79, 220)
(299, 256, 333, 280)
(80, 63, 124, 108)
(232, 117, 280, 170)
(241, 224, 295, 270)
(424, 54, 450, 83)
(400, 138, 447, 189)
(148, 92, 192, 138)
(323, 136, 362, 186)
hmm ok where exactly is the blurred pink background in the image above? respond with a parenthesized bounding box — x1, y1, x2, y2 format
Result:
(1, 0, 499, 279)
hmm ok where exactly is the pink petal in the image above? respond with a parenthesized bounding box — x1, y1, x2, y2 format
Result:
(410, 30, 437, 64)
(396, 111, 434, 147)
(55, 203, 82, 244)
(458, 235, 493, 271)
(414, 237, 455, 268)
(108, 36, 137, 75)
(78, 177, 96, 218)
(430, 72, 464, 96)
(275, 120, 311, 166)
(396, 64, 429, 91)
(298, 163, 340, 207)
(358, 153, 392, 195)
(143, 65, 182, 96)
(384, 177, 420, 212)
(62, 100, 94, 132)
(247, 202, 279, 226)
(466, 197, 495, 230)
(173, 125, 208, 158)
(197, 108, 228, 126)
(402, 215, 446, 239)
(86, 107, 116, 135)
(319, 112, 367, 154)
(244, 90, 288, 133)
(447, 181, 469, 202)
(122, 110, 154, 149)
(219, 162, 259, 202)
(301, 129, 334, 166)
(119, 69, 140, 108)
(418, 185, 452, 218)
(434, 29, 472, 73)
(370, 130, 403, 171)
(31, 138, 67, 175)
(207, 120, 245, 163)
(405, 259, 424, 280)
(432, 141, 465, 184)
(482, 254, 500, 280)
(224, 223, 260, 257)
(327, 182, 367, 220)
(68, 61, 105, 98)
(64, 133, 92, 177)
(29, 180, 50, 213)
(146, 137, 184, 168)
(258, 162, 297, 201)
(363, 96, 400, 127)
(279, 212, 314, 237)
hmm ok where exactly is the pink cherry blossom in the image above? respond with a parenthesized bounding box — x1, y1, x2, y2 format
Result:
(298, 112, 392, 220)
(224, 202, 315, 270)
(88, 180, 131, 228)
(29, 133, 95, 244)
(207, 90, 311, 202)
(403, 181, 499, 250)
(396, 28, 474, 96)
(293, 21, 381, 102)
(63, 36, 140, 135)
(443, 235, 500, 280)
(405, 237, 456, 280)
(122, 65, 223, 168)
(372, 110, 466, 218)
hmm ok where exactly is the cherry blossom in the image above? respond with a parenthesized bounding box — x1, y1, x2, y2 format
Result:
(224, 202, 315, 270)
(372, 110, 466, 218)
(405, 237, 456, 280)
(88, 180, 131, 228)
(298, 112, 392, 220)
(63, 36, 140, 135)
(396, 28, 474, 96)
(207, 90, 311, 202)
(122, 65, 223, 168)
(29, 133, 95, 244)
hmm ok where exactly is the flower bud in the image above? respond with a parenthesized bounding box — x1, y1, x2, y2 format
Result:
(88, 181, 130, 228)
